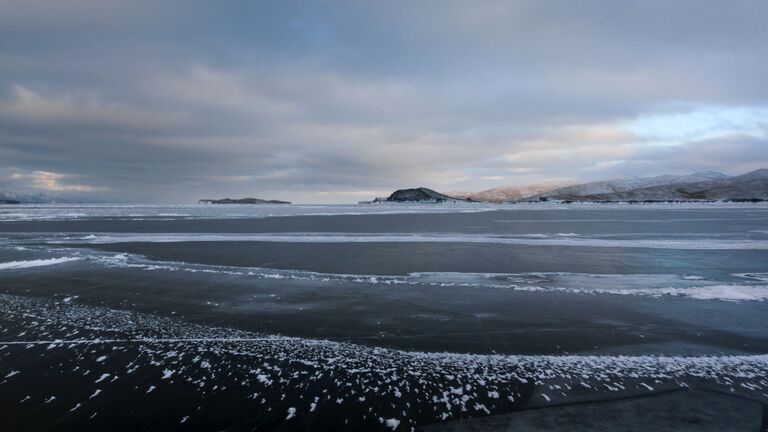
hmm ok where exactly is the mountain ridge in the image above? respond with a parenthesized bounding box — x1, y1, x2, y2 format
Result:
(529, 169, 768, 202)
(367, 169, 768, 204)
(447, 180, 574, 203)
(0, 191, 62, 204)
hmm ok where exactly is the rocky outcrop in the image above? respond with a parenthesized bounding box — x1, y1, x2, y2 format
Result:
(375, 187, 469, 203)
(199, 198, 291, 204)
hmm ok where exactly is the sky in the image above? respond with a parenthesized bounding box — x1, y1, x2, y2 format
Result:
(1, 0, 767, 203)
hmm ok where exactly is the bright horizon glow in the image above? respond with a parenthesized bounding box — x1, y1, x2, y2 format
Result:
(627, 105, 768, 146)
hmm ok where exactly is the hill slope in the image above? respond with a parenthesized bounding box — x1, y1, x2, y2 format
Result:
(532, 170, 767, 202)
(449, 180, 574, 203)
(377, 187, 469, 203)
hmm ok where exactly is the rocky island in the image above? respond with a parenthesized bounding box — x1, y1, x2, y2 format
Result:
(367, 187, 471, 203)
(199, 198, 291, 204)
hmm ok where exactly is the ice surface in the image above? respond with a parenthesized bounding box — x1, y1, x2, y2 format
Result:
(1, 202, 765, 222)
(1, 292, 767, 430)
(59, 251, 768, 302)
(0, 257, 80, 270)
(62, 232, 768, 250)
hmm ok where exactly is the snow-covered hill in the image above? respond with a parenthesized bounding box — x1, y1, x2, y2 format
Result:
(0, 191, 60, 204)
(532, 172, 729, 199)
(531, 170, 768, 202)
(448, 180, 574, 203)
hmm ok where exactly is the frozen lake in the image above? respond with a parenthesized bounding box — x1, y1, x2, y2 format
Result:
(1, 203, 767, 430)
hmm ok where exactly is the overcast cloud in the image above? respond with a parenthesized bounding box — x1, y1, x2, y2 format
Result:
(1, 0, 767, 203)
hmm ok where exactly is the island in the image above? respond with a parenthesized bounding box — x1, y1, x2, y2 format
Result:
(0, 199, 20, 205)
(368, 187, 471, 203)
(199, 198, 291, 204)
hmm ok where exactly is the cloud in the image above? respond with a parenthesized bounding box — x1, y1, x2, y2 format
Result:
(0, 1, 766, 202)
(0, 85, 185, 132)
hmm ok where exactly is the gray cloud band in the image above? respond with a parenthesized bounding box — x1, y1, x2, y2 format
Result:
(1, 1, 767, 203)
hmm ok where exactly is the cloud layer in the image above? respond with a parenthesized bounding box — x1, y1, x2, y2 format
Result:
(1, 0, 767, 202)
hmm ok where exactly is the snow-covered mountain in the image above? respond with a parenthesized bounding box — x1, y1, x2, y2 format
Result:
(530, 172, 729, 199)
(530, 169, 768, 202)
(448, 180, 574, 203)
(0, 191, 60, 204)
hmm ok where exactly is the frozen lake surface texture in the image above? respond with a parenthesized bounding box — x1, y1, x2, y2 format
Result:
(1, 203, 768, 431)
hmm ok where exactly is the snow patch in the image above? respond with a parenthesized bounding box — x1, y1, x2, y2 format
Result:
(286, 407, 296, 420)
(61, 232, 768, 250)
(385, 418, 400, 430)
(0, 257, 80, 270)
